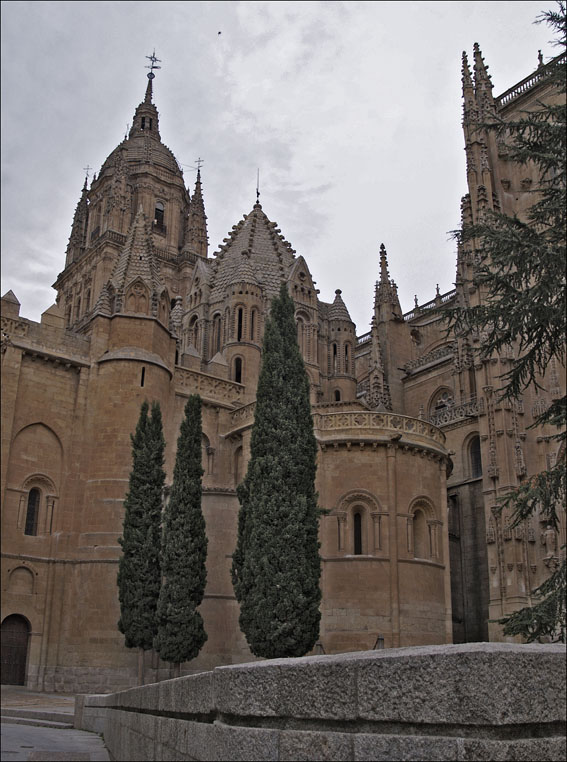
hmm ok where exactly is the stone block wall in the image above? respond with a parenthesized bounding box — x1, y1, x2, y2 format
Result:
(76, 643, 566, 761)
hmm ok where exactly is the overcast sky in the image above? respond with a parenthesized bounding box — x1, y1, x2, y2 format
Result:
(1, 1, 557, 334)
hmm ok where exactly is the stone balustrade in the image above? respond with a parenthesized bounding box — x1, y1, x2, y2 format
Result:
(75, 643, 566, 761)
(174, 367, 244, 404)
(429, 398, 485, 428)
(313, 410, 446, 448)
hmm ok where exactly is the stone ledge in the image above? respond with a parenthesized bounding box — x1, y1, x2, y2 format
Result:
(77, 643, 566, 761)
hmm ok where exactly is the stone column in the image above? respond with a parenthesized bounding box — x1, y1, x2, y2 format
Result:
(337, 512, 347, 552)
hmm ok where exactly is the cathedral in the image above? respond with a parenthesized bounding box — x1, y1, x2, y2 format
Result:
(1, 45, 565, 692)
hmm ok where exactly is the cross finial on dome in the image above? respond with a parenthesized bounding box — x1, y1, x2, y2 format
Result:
(144, 49, 161, 103)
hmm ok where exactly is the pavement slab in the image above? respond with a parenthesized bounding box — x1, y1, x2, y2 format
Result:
(1, 687, 109, 762)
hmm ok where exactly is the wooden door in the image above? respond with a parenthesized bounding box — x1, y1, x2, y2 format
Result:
(1, 615, 30, 685)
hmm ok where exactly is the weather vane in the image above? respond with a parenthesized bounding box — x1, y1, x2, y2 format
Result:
(256, 168, 260, 202)
(145, 49, 162, 79)
(195, 157, 204, 171)
(83, 164, 92, 181)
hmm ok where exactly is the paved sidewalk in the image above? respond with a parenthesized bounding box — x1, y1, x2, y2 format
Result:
(1, 687, 110, 762)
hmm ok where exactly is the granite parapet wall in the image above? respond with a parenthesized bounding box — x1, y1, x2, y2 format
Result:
(75, 643, 566, 761)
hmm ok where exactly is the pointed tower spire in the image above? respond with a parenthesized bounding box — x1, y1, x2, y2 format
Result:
(183, 165, 209, 258)
(461, 51, 477, 126)
(129, 52, 161, 140)
(462, 51, 473, 90)
(374, 242, 403, 324)
(65, 179, 90, 266)
(379, 243, 390, 283)
(144, 76, 153, 104)
(473, 43, 495, 115)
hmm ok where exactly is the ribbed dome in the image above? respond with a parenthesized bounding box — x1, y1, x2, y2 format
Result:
(99, 133, 182, 177)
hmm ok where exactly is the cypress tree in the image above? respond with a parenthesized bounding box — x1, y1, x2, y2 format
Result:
(155, 395, 208, 667)
(117, 401, 165, 674)
(231, 282, 321, 658)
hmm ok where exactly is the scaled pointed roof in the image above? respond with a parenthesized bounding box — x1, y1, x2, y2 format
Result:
(328, 289, 352, 322)
(208, 201, 296, 302)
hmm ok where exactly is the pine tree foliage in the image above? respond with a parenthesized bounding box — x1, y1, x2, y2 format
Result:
(231, 283, 321, 658)
(117, 401, 165, 650)
(155, 395, 208, 663)
(450, 4, 566, 642)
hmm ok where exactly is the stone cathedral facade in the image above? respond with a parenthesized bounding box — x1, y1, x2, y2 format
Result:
(1, 46, 565, 692)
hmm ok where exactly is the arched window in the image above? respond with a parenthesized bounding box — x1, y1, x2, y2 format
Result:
(224, 308, 231, 343)
(234, 357, 243, 384)
(353, 511, 363, 555)
(413, 509, 428, 558)
(332, 343, 338, 374)
(237, 308, 244, 342)
(74, 297, 81, 322)
(344, 343, 350, 374)
(188, 316, 199, 349)
(212, 313, 222, 355)
(24, 488, 40, 536)
(297, 317, 305, 354)
(469, 436, 482, 478)
(430, 388, 454, 416)
(154, 201, 165, 232)
(334, 390, 341, 402)
(250, 309, 257, 342)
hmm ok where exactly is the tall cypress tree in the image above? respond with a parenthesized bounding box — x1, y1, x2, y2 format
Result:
(155, 395, 208, 667)
(117, 401, 165, 674)
(231, 283, 321, 658)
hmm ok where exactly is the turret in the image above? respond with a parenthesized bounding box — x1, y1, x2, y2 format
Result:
(327, 289, 357, 403)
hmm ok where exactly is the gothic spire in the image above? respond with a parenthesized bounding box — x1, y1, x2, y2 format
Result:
(379, 242, 390, 283)
(129, 68, 161, 140)
(473, 43, 495, 115)
(374, 242, 402, 322)
(184, 167, 209, 258)
(65, 179, 89, 266)
(144, 75, 153, 104)
(462, 51, 473, 91)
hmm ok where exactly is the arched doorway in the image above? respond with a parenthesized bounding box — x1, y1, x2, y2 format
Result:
(1, 615, 30, 685)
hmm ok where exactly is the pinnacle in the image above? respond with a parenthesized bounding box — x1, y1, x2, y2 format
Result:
(379, 243, 390, 283)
